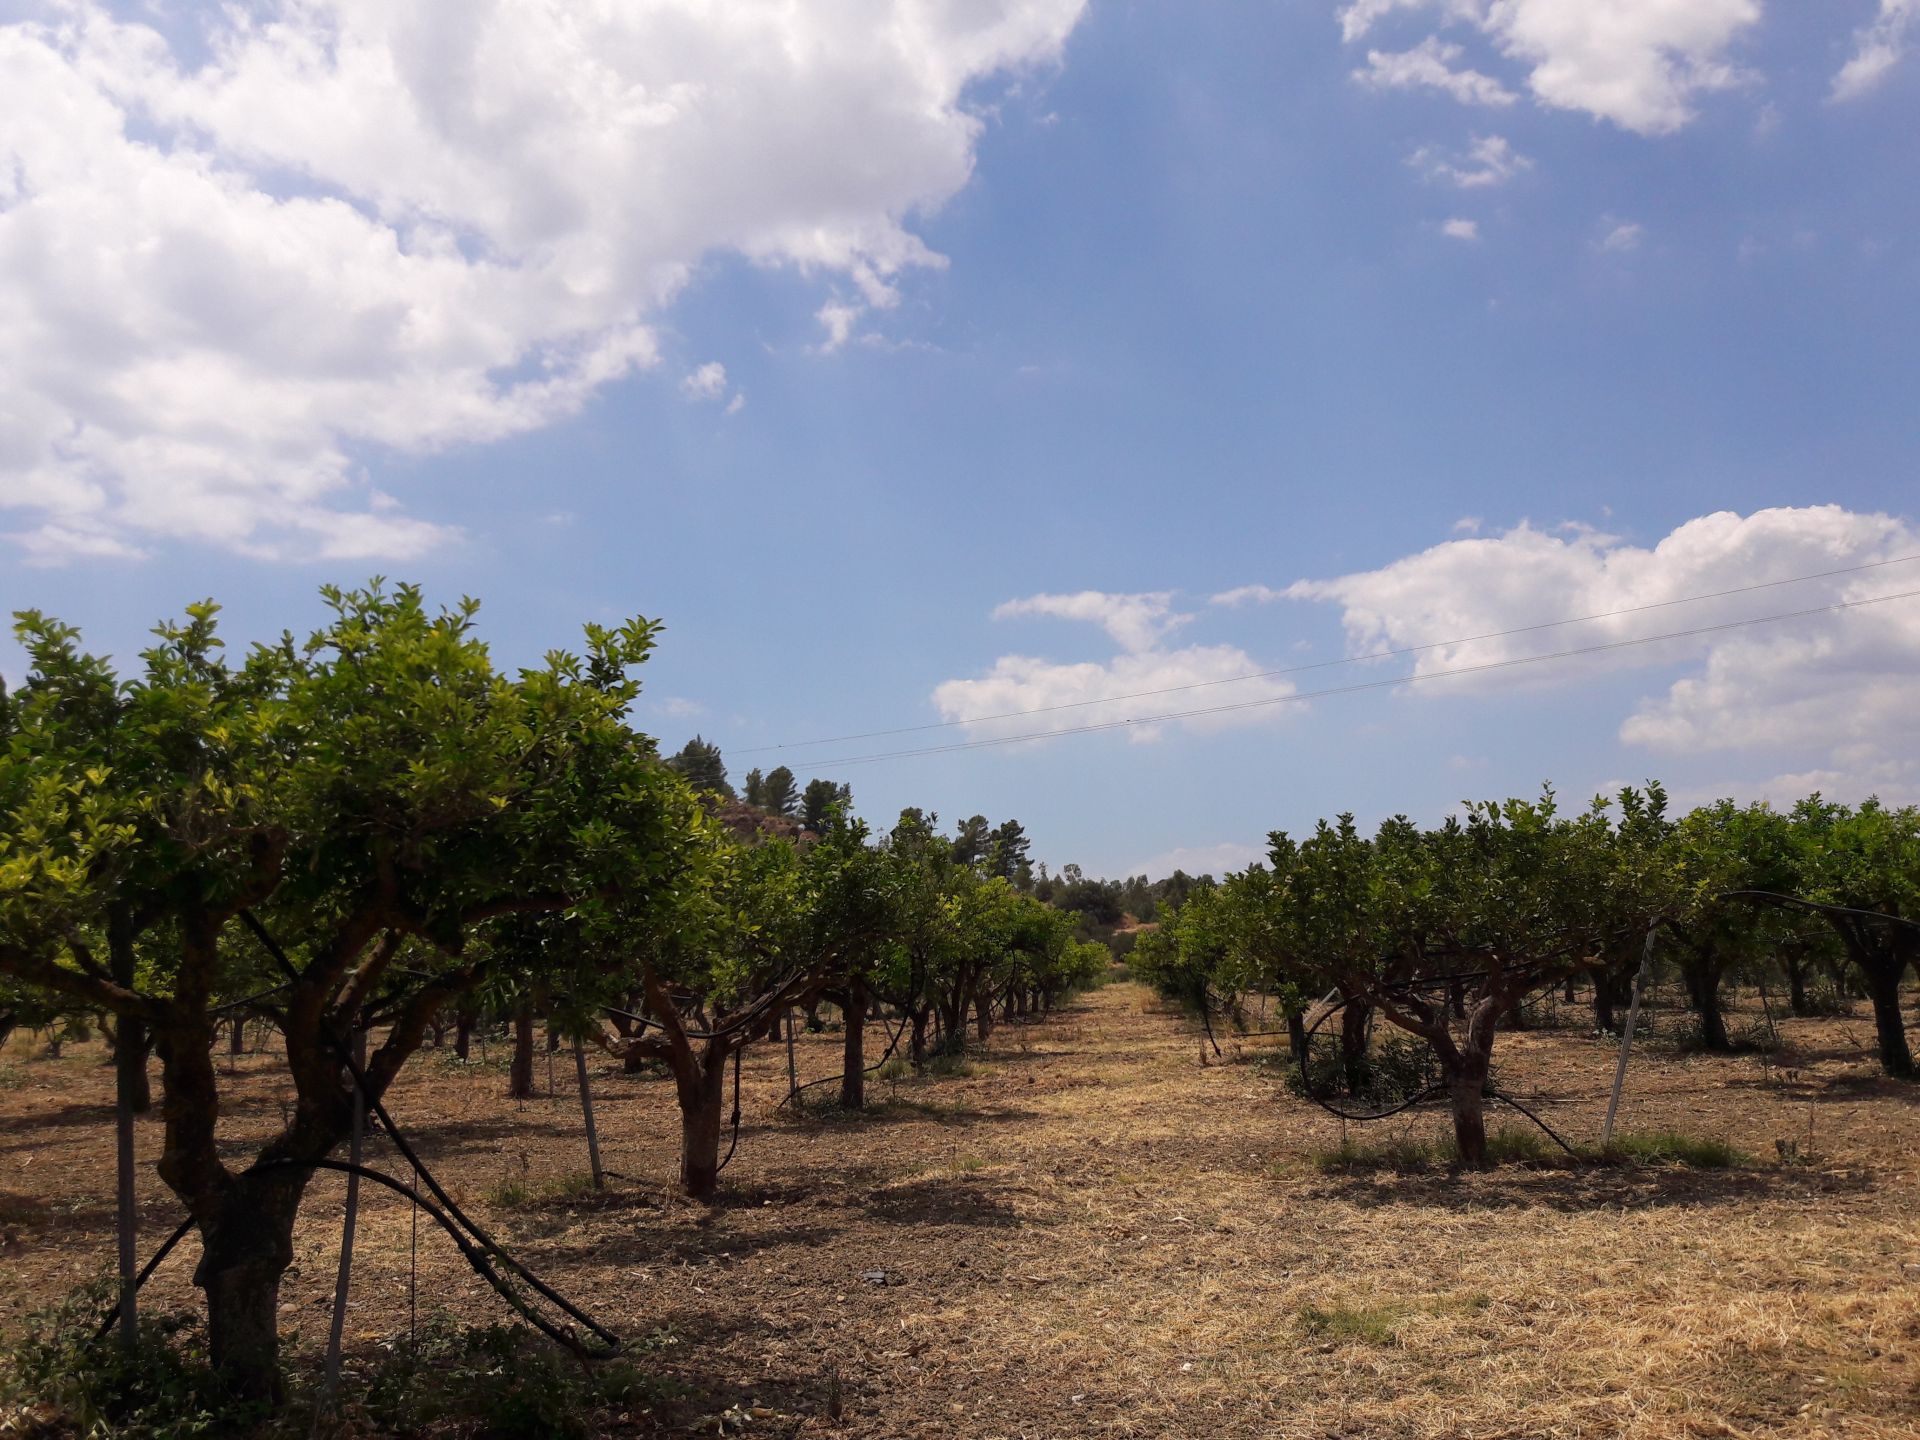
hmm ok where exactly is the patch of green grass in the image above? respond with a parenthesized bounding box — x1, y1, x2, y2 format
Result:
(874, 1054, 913, 1081)
(486, 1169, 603, 1207)
(1599, 1129, 1745, 1168)
(949, 1154, 987, 1174)
(1309, 1134, 1443, 1173)
(1295, 1292, 1492, 1349)
(921, 1052, 976, 1078)
(1296, 1303, 1400, 1346)
(485, 1177, 533, 1207)
(0, 1063, 25, 1090)
(1481, 1127, 1552, 1164)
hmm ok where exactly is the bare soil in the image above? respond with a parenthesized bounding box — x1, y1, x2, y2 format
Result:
(2, 983, 1917, 1438)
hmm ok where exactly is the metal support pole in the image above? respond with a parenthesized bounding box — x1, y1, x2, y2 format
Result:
(574, 1038, 604, 1189)
(324, 1027, 366, 1389)
(1602, 928, 1658, 1149)
(784, 1007, 798, 1098)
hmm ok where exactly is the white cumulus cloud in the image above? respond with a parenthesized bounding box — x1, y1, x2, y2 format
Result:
(932, 645, 1299, 745)
(1599, 220, 1646, 251)
(1340, 0, 1761, 135)
(1441, 217, 1481, 240)
(938, 589, 1301, 744)
(1832, 0, 1919, 101)
(992, 590, 1191, 654)
(1356, 37, 1519, 106)
(1281, 505, 1920, 799)
(1410, 133, 1533, 187)
(0, 0, 1087, 562)
(680, 362, 729, 402)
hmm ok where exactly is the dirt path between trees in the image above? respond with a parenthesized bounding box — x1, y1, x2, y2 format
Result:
(3, 982, 1918, 1437)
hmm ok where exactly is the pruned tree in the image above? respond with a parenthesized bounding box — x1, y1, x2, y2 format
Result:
(0, 585, 700, 1399)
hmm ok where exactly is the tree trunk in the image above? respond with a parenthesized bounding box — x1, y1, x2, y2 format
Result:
(194, 1172, 307, 1403)
(1339, 1001, 1371, 1095)
(1784, 951, 1811, 1018)
(454, 1009, 474, 1061)
(974, 988, 993, 1044)
(1589, 971, 1620, 1036)
(229, 1016, 246, 1056)
(910, 1007, 930, 1069)
(1682, 957, 1731, 1052)
(841, 979, 867, 1110)
(507, 1003, 536, 1099)
(1862, 954, 1915, 1079)
(1286, 1008, 1307, 1057)
(1447, 1060, 1490, 1166)
(675, 1055, 729, 1200)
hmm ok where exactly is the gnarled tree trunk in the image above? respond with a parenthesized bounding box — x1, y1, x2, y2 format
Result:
(507, 1003, 536, 1099)
(841, 978, 866, 1110)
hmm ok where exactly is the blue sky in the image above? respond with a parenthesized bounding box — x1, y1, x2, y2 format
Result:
(3, 1, 1918, 877)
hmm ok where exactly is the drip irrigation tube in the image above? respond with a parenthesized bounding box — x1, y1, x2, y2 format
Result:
(233, 910, 621, 1355)
(776, 1010, 911, 1108)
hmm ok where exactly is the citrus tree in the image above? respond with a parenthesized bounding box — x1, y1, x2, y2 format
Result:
(0, 585, 700, 1399)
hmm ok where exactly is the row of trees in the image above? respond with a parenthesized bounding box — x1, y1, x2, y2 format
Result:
(1134, 784, 1919, 1164)
(0, 587, 1103, 1402)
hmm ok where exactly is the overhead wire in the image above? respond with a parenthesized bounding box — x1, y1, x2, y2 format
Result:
(733, 551, 1920, 756)
(788, 585, 1920, 768)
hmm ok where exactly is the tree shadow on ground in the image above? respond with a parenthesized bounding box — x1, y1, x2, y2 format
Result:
(529, 1220, 837, 1271)
(849, 1173, 1034, 1229)
(1728, 1070, 1920, 1106)
(1308, 1161, 1874, 1214)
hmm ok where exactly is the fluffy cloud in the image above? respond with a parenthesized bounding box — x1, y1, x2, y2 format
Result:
(1832, 0, 1918, 101)
(0, 0, 1086, 562)
(1341, 0, 1761, 135)
(1440, 217, 1481, 240)
(1355, 38, 1518, 107)
(1599, 220, 1646, 251)
(992, 590, 1190, 653)
(936, 591, 1298, 743)
(1410, 133, 1532, 187)
(932, 645, 1299, 744)
(1282, 505, 1920, 797)
(680, 362, 729, 402)
(1212, 583, 1288, 607)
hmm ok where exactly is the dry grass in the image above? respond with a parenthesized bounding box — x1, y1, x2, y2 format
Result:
(2, 985, 1918, 1437)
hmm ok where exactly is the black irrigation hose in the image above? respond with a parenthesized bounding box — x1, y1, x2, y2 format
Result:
(233, 910, 621, 1357)
(92, 1159, 613, 1357)
(1484, 1087, 1581, 1159)
(776, 1009, 911, 1109)
(1721, 889, 1920, 932)
(1294, 990, 1584, 1153)
(715, 1048, 745, 1176)
(92, 1216, 196, 1344)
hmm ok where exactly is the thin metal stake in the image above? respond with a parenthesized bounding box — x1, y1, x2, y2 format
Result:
(784, 1007, 798, 1098)
(324, 1027, 366, 1390)
(574, 1038, 604, 1189)
(1602, 928, 1658, 1149)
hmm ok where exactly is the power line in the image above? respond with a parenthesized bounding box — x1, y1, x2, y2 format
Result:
(733, 550, 1920, 756)
(793, 586, 1920, 769)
